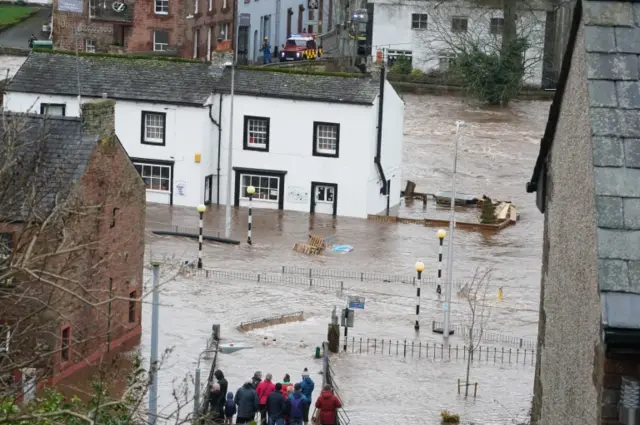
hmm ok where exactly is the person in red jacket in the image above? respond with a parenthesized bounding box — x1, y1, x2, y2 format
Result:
(314, 385, 342, 425)
(256, 373, 276, 425)
(279, 374, 292, 397)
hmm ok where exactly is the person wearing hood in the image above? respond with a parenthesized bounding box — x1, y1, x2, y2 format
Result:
(279, 374, 292, 397)
(208, 383, 224, 423)
(266, 383, 287, 425)
(314, 385, 342, 425)
(235, 381, 259, 424)
(252, 371, 263, 389)
(298, 368, 315, 425)
(256, 373, 275, 425)
(223, 392, 236, 424)
(215, 370, 228, 416)
(286, 383, 308, 425)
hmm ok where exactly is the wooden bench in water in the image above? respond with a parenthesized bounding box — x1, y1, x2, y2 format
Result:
(292, 233, 334, 255)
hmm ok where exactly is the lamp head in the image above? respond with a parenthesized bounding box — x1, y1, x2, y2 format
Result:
(246, 185, 256, 196)
(415, 261, 425, 273)
(197, 204, 207, 213)
(437, 229, 447, 239)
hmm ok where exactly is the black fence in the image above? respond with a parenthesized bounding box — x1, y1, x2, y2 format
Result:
(280, 265, 466, 289)
(431, 320, 536, 350)
(341, 337, 536, 366)
(323, 343, 351, 425)
(191, 268, 345, 291)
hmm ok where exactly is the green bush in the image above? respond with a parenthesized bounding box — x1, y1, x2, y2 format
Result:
(410, 68, 425, 77)
(450, 37, 528, 105)
(389, 55, 412, 75)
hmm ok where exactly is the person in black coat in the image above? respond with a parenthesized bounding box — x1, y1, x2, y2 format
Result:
(208, 383, 224, 423)
(266, 383, 288, 425)
(215, 370, 228, 416)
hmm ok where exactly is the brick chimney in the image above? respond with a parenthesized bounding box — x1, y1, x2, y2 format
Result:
(81, 95, 115, 140)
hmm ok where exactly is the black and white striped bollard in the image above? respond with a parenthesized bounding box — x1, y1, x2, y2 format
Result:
(246, 185, 255, 245)
(197, 204, 206, 269)
(414, 261, 424, 331)
(436, 229, 446, 295)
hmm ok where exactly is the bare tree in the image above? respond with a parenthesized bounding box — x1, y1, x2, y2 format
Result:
(460, 267, 492, 397)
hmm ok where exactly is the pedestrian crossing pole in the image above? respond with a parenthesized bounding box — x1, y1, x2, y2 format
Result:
(246, 185, 255, 245)
(436, 229, 446, 294)
(414, 262, 425, 331)
(197, 204, 206, 269)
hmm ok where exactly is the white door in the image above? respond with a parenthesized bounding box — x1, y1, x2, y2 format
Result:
(313, 184, 335, 215)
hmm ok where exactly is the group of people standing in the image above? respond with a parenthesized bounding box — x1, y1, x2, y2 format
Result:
(206, 368, 342, 425)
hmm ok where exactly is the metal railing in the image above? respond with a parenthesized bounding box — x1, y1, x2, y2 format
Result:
(147, 220, 223, 238)
(431, 320, 536, 350)
(342, 337, 535, 366)
(325, 350, 350, 425)
(280, 265, 466, 289)
(190, 268, 345, 291)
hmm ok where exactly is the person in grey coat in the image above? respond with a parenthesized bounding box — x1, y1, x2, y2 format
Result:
(234, 381, 259, 424)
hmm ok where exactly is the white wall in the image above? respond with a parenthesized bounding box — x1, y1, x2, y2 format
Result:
(239, 0, 333, 62)
(370, 0, 547, 86)
(214, 93, 378, 218)
(3, 92, 212, 207)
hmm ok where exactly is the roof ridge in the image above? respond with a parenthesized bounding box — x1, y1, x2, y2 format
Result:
(30, 49, 208, 65)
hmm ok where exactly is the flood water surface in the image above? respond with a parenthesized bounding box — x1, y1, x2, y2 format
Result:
(142, 94, 550, 424)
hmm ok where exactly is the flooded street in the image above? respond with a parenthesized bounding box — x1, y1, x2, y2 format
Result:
(141, 94, 550, 424)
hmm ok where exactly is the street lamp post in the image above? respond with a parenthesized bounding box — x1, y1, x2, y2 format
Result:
(197, 204, 206, 269)
(436, 229, 446, 295)
(443, 120, 466, 341)
(414, 261, 424, 331)
(193, 344, 252, 418)
(246, 185, 255, 245)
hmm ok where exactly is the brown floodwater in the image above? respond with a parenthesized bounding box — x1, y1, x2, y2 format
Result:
(143, 93, 551, 424)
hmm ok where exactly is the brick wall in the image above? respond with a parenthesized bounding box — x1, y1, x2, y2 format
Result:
(186, 0, 234, 60)
(52, 0, 117, 53)
(127, 0, 188, 56)
(0, 100, 145, 386)
(598, 347, 640, 425)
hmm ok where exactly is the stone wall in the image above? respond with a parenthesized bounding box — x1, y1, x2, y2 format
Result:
(238, 312, 304, 332)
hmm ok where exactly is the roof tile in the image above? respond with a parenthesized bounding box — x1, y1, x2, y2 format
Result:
(586, 53, 639, 80)
(583, 1, 634, 27)
(594, 166, 640, 197)
(615, 81, 640, 109)
(624, 139, 640, 168)
(618, 109, 640, 137)
(599, 259, 631, 291)
(7, 52, 214, 105)
(584, 26, 616, 53)
(592, 136, 624, 166)
(590, 107, 621, 136)
(589, 80, 618, 106)
(596, 196, 624, 229)
(597, 228, 640, 260)
(0, 114, 95, 221)
(623, 198, 640, 229)
(615, 27, 640, 54)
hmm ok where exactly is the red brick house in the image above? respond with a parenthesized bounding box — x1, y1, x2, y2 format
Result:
(0, 99, 146, 396)
(52, 0, 235, 59)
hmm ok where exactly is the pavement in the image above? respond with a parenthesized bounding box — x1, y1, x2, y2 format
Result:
(0, 6, 51, 50)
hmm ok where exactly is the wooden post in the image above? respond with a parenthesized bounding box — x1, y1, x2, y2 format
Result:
(474, 382, 478, 397)
(457, 379, 461, 394)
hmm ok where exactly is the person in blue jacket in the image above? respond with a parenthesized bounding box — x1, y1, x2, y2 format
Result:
(262, 36, 272, 64)
(298, 368, 315, 425)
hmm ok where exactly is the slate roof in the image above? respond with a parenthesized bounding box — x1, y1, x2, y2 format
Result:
(212, 68, 380, 105)
(527, 0, 640, 331)
(7, 52, 214, 106)
(0, 113, 96, 221)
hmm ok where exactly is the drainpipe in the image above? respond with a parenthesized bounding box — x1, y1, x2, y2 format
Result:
(208, 93, 223, 205)
(374, 64, 387, 198)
